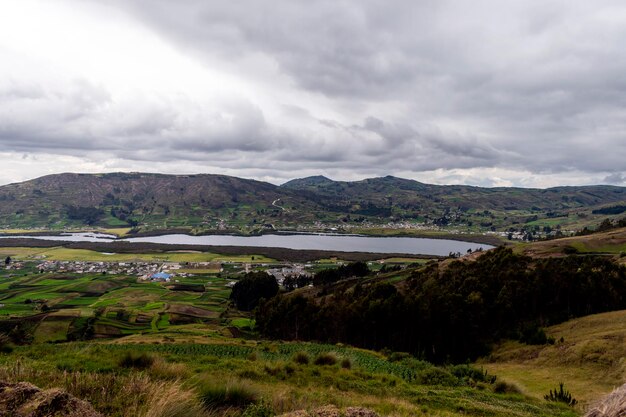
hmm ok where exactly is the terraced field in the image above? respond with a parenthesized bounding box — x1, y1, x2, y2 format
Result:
(0, 266, 238, 342)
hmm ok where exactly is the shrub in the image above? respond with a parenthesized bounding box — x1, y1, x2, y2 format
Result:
(450, 365, 496, 384)
(563, 245, 579, 254)
(340, 358, 352, 369)
(544, 382, 577, 406)
(520, 325, 551, 345)
(493, 381, 522, 394)
(388, 351, 411, 362)
(417, 367, 458, 387)
(313, 353, 337, 366)
(292, 351, 310, 365)
(198, 379, 257, 410)
(119, 352, 156, 370)
(264, 364, 282, 377)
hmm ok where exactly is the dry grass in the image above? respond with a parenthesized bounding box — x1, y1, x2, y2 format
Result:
(585, 383, 626, 417)
(480, 309, 626, 407)
(134, 380, 205, 417)
(0, 359, 204, 417)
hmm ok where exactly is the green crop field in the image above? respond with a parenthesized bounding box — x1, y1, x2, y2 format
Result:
(0, 266, 239, 342)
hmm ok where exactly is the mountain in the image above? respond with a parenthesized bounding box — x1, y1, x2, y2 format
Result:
(282, 175, 626, 230)
(0, 172, 320, 229)
(0, 172, 625, 232)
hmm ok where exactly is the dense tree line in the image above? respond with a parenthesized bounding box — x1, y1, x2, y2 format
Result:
(230, 271, 279, 311)
(256, 247, 626, 363)
(312, 261, 369, 286)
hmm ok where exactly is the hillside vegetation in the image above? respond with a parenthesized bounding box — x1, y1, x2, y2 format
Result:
(481, 309, 626, 406)
(1, 172, 626, 233)
(257, 247, 626, 363)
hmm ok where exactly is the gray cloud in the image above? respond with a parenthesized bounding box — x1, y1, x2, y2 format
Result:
(1, 0, 626, 186)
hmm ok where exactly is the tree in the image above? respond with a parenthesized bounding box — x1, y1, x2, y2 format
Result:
(230, 272, 279, 311)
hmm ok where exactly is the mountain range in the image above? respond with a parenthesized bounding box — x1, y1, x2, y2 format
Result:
(1, 172, 625, 232)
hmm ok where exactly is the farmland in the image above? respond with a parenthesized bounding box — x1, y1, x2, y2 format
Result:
(0, 244, 586, 416)
(0, 264, 235, 341)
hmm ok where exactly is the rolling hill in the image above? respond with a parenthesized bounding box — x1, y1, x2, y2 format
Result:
(0, 172, 626, 232)
(0, 172, 321, 230)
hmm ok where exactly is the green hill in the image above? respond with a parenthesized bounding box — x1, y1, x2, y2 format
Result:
(0, 172, 320, 230)
(1, 172, 626, 233)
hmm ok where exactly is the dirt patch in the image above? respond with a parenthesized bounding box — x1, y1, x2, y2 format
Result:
(166, 304, 218, 319)
(0, 381, 102, 417)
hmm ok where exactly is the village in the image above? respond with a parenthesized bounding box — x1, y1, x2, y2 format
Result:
(4, 257, 314, 286)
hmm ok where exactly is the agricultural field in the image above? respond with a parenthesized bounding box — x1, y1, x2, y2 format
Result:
(0, 246, 275, 263)
(0, 241, 614, 416)
(0, 266, 238, 342)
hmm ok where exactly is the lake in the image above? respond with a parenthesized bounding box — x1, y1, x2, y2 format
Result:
(0, 232, 493, 256)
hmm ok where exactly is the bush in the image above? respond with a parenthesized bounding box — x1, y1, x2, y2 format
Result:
(340, 358, 352, 369)
(388, 351, 412, 362)
(493, 381, 522, 394)
(417, 367, 458, 386)
(450, 365, 497, 384)
(313, 353, 337, 366)
(520, 325, 551, 345)
(292, 351, 310, 365)
(544, 382, 577, 406)
(563, 245, 579, 254)
(198, 379, 258, 410)
(119, 352, 156, 369)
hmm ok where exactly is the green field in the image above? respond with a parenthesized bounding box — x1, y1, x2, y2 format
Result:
(0, 244, 617, 416)
(0, 267, 236, 341)
(0, 246, 275, 263)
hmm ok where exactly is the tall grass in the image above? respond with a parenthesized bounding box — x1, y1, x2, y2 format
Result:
(197, 378, 258, 411)
(585, 383, 626, 417)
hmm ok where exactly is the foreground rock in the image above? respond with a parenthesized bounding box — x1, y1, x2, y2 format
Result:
(586, 383, 626, 417)
(0, 381, 102, 417)
(280, 405, 380, 417)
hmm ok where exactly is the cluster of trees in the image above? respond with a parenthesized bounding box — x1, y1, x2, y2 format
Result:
(256, 247, 626, 363)
(283, 274, 313, 291)
(312, 261, 369, 286)
(576, 217, 626, 236)
(65, 205, 104, 225)
(230, 271, 279, 311)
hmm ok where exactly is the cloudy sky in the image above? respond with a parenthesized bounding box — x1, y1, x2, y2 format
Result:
(1, 0, 625, 188)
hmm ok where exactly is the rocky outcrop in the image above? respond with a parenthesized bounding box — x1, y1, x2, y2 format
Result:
(585, 383, 626, 417)
(279, 405, 380, 417)
(0, 381, 102, 417)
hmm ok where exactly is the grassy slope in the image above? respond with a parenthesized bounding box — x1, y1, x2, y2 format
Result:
(517, 226, 626, 259)
(480, 309, 626, 408)
(0, 336, 577, 417)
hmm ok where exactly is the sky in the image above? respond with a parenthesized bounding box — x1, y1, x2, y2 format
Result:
(1, 0, 625, 188)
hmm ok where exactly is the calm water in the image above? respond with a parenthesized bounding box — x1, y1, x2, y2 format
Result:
(0, 232, 492, 256)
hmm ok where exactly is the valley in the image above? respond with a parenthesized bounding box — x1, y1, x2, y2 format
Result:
(2, 173, 626, 416)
